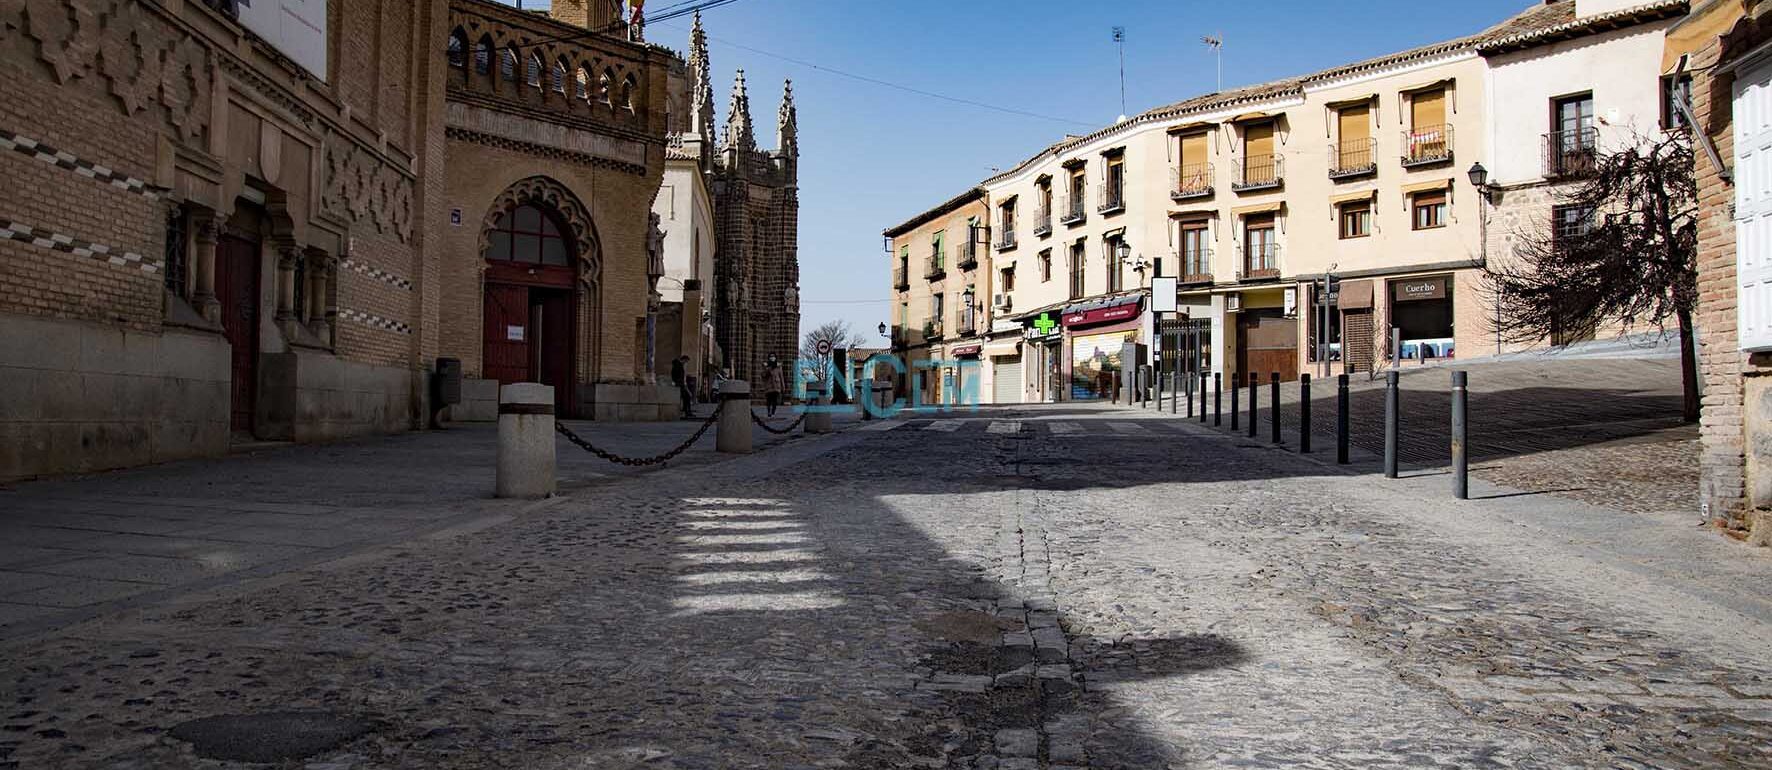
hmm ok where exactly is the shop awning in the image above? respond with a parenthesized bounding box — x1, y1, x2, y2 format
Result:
(1329, 189, 1377, 205)
(1231, 111, 1272, 123)
(1231, 201, 1285, 216)
(1166, 121, 1212, 134)
(1398, 77, 1452, 94)
(1061, 294, 1144, 328)
(982, 339, 1021, 357)
(1401, 179, 1452, 194)
(949, 343, 983, 356)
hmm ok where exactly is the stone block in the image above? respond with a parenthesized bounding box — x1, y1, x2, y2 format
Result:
(1748, 510, 1772, 547)
(453, 378, 500, 422)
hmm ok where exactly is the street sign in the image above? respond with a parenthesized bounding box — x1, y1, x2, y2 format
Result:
(1151, 276, 1178, 313)
(815, 338, 833, 356)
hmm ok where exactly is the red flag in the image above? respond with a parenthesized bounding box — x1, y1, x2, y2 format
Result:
(630, 0, 644, 25)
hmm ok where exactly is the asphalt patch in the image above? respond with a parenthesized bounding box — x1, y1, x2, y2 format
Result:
(168, 711, 378, 762)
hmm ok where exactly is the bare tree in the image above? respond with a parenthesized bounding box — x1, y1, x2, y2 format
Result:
(1482, 131, 1699, 422)
(799, 319, 867, 383)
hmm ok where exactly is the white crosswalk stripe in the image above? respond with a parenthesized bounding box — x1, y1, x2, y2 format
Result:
(986, 421, 1022, 434)
(1108, 422, 1150, 435)
(1048, 422, 1083, 434)
(857, 420, 904, 431)
(923, 420, 965, 432)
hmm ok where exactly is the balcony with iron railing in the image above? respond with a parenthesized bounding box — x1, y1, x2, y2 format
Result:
(923, 318, 944, 341)
(1176, 248, 1214, 285)
(1328, 138, 1376, 179)
(996, 227, 1019, 252)
(1033, 205, 1052, 237)
(1544, 127, 1598, 178)
(1171, 163, 1214, 201)
(1238, 243, 1280, 281)
(891, 326, 908, 348)
(893, 266, 909, 291)
(1233, 154, 1284, 192)
(1068, 271, 1086, 300)
(1059, 195, 1087, 226)
(957, 240, 979, 270)
(958, 312, 977, 336)
(1097, 182, 1126, 215)
(1402, 124, 1454, 167)
(925, 251, 946, 280)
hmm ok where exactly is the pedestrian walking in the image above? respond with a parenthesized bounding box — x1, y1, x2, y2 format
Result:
(764, 356, 786, 417)
(671, 355, 694, 418)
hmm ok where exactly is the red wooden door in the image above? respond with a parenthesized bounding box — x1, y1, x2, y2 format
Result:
(215, 236, 260, 432)
(483, 284, 531, 386)
(534, 289, 573, 413)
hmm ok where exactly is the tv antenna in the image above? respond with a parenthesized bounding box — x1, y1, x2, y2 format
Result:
(1112, 27, 1127, 118)
(1202, 33, 1223, 92)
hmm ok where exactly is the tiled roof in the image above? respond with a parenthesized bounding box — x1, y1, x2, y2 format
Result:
(883, 186, 985, 238)
(1477, 0, 1688, 53)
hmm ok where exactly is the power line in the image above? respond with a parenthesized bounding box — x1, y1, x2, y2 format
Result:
(667, 26, 1097, 128)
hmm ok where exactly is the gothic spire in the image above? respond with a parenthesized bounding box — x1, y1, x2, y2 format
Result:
(777, 79, 798, 159)
(689, 11, 716, 142)
(725, 69, 755, 153)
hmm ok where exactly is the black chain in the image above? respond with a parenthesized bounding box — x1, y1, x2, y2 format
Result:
(751, 409, 808, 434)
(554, 401, 724, 467)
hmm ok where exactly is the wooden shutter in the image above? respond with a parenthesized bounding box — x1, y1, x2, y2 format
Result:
(1736, 58, 1772, 351)
(1338, 103, 1370, 142)
(1244, 122, 1274, 157)
(1411, 88, 1446, 128)
(1180, 132, 1208, 166)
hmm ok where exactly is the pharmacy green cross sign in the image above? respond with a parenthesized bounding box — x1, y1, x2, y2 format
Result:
(1033, 312, 1058, 336)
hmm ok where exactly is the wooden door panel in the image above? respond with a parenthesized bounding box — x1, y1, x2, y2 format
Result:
(483, 284, 531, 385)
(216, 236, 259, 433)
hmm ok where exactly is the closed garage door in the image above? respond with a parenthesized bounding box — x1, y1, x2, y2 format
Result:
(992, 355, 1022, 404)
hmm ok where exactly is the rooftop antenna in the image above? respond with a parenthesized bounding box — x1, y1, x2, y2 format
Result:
(1112, 27, 1127, 119)
(1202, 33, 1223, 92)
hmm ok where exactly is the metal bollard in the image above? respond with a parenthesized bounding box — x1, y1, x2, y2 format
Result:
(495, 383, 556, 499)
(805, 387, 834, 434)
(1230, 373, 1240, 431)
(1186, 369, 1195, 417)
(1200, 371, 1209, 424)
(717, 380, 753, 454)
(1299, 374, 1311, 453)
(1248, 373, 1259, 439)
(1213, 372, 1222, 427)
(1452, 370, 1468, 499)
(1384, 370, 1399, 478)
(1269, 372, 1282, 444)
(1171, 373, 1179, 415)
(1336, 373, 1350, 465)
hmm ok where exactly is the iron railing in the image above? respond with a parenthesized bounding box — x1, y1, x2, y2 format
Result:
(1402, 124, 1454, 167)
(1060, 195, 1086, 225)
(958, 314, 977, 336)
(1033, 205, 1052, 237)
(1544, 127, 1598, 178)
(958, 240, 979, 269)
(1329, 138, 1376, 178)
(1176, 248, 1213, 284)
(923, 319, 944, 340)
(1239, 243, 1280, 280)
(1171, 163, 1214, 200)
(893, 266, 909, 291)
(996, 229, 1018, 252)
(925, 252, 945, 280)
(1233, 154, 1284, 191)
(1097, 182, 1126, 214)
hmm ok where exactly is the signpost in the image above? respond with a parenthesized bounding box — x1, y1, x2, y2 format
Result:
(1151, 277, 1178, 414)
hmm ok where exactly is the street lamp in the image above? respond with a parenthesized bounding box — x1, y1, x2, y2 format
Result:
(1470, 162, 1500, 355)
(877, 321, 888, 337)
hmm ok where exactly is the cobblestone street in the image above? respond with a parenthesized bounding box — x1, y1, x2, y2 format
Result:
(4, 402, 1772, 768)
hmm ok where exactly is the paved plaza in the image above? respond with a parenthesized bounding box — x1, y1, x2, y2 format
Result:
(3, 365, 1771, 768)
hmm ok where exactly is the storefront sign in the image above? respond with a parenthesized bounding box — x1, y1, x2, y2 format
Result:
(1062, 302, 1140, 327)
(1393, 277, 1448, 302)
(1023, 312, 1062, 340)
(949, 344, 983, 356)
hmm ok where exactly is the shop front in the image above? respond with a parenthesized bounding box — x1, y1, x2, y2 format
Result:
(982, 319, 1024, 405)
(1020, 310, 1065, 403)
(1389, 275, 1455, 363)
(948, 343, 983, 405)
(1229, 286, 1298, 383)
(1061, 295, 1146, 401)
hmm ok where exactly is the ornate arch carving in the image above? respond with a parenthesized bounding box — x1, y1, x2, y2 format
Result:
(477, 175, 602, 286)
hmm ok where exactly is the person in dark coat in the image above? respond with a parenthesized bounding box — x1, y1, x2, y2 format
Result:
(671, 355, 693, 418)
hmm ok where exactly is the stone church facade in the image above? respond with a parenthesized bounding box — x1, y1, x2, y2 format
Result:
(712, 69, 800, 382)
(0, 0, 681, 480)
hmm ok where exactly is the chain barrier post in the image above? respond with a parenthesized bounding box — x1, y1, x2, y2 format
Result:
(717, 380, 754, 454)
(1200, 370, 1209, 424)
(496, 383, 556, 499)
(1270, 372, 1282, 444)
(1213, 371, 1222, 427)
(1452, 370, 1468, 499)
(1248, 373, 1258, 439)
(1230, 372, 1240, 431)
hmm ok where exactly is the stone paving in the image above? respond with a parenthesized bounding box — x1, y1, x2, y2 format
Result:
(0, 405, 855, 642)
(1, 401, 1769, 768)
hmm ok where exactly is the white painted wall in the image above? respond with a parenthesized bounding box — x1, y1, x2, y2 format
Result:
(651, 159, 714, 304)
(1486, 21, 1676, 187)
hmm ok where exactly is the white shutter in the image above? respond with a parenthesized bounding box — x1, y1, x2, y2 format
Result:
(1736, 58, 1772, 351)
(992, 355, 1023, 404)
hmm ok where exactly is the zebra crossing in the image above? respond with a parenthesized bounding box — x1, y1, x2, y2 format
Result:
(859, 418, 1209, 437)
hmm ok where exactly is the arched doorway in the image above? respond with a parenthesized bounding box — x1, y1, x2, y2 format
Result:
(482, 203, 577, 413)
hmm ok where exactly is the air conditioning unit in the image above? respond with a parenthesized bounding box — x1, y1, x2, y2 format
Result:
(994, 293, 1012, 310)
(1226, 295, 1242, 312)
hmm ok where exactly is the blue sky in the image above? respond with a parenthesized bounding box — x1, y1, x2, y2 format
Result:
(511, 0, 1539, 341)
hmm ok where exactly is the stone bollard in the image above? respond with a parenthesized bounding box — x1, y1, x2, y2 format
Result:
(717, 380, 753, 454)
(805, 386, 834, 434)
(496, 383, 556, 499)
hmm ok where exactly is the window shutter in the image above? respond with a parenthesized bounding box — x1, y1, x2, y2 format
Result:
(1180, 132, 1208, 167)
(1410, 88, 1446, 129)
(1338, 103, 1371, 142)
(1736, 60, 1772, 351)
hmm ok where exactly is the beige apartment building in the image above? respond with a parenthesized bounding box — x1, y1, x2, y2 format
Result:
(891, 0, 1685, 405)
(885, 189, 991, 406)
